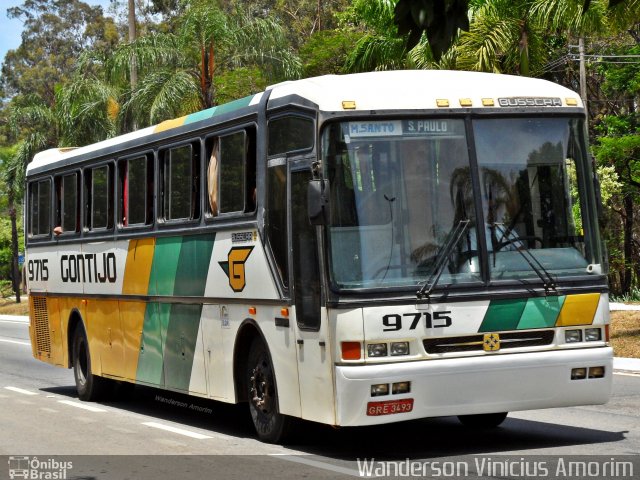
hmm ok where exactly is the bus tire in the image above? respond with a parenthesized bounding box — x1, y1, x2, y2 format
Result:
(457, 412, 508, 428)
(247, 338, 292, 443)
(72, 324, 110, 401)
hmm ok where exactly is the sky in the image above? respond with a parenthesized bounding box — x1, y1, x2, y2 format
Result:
(0, 0, 114, 64)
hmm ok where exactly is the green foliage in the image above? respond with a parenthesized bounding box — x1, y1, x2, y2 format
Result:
(300, 30, 360, 76)
(214, 67, 267, 105)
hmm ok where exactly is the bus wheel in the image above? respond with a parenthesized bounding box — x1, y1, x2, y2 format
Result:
(247, 338, 291, 443)
(457, 412, 508, 428)
(72, 325, 110, 401)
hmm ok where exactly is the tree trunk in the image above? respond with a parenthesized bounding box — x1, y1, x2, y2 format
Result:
(8, 190, 21, 304)
(622, 194, 634, 294)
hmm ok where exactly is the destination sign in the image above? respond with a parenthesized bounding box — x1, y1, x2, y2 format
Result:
(348, 119, 463, 138)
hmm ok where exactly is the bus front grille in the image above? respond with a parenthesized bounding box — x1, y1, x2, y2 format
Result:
(423, 330, 555, 354)
(31, 296, 51, 355)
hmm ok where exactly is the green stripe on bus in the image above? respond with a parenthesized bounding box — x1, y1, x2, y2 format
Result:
(163, 304, 203, 392)
(173, 233, 215, 296)
(148, 236, 182, 296)
(136, 302, 170, 386)
(517, 296, 565, 329)
(184, 95, 255, 125)
(479, 298, 527, 332)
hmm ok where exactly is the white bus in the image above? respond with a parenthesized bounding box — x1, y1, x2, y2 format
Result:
(26, 70, 612, 442)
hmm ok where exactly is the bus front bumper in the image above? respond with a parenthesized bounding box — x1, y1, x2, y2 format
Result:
(334, 347, 613, 426)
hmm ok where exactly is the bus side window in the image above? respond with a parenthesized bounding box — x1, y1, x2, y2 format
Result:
(118, 154, 153, 227)
(54, 173, 79, 234)
(28, 178, 52, 237)
(84, 164, 114, 231)
(206, 126, 257, 218)
(160, 142, 200, 222)
(219, 131, 246, 214)
(268, 116, 314, 156)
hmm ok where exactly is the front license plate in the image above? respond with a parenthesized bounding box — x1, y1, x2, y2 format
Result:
(366, 398, 414, 416)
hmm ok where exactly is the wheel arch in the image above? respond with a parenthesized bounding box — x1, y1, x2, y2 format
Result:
(233, 319, 270, 403)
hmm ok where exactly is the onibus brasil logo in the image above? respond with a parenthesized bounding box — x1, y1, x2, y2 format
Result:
(8, 456, 72, 479)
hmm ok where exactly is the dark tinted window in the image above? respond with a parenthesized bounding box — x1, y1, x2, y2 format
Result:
(119, 155, 152, 226)
(61, 174, 78, 232)
(219, 132, 245, 213)
(268, 116, 314, 156)
(29, 179, 51, 236)
(266, 160, 288, 288)
(92, 166, 110, 229)
(162, 143, 200, 221)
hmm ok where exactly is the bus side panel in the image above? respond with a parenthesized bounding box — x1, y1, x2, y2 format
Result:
(87, 299, 123, 378)
(119, 300, 147, 382)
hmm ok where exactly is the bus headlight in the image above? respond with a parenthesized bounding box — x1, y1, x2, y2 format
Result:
(367, 343, 388, 357)
(565, 329, 582, 343)
(585, 328, 602, 342)
(371, 384, 389, 396)
(390, 342, 409, 356)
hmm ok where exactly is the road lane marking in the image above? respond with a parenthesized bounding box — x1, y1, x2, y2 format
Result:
(58, 400, 107, 412)
(141, 421, 213, 439)
(5, 386, 38, 396)
(40, 408, 59, 413)
(0, 337, 30, 346)
(271, 454, 365, 478)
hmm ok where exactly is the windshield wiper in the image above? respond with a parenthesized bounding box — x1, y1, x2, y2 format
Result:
(493, 222, 557, 295)
(417, 219, 470, 301)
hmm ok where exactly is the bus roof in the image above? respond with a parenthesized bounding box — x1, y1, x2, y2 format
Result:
(27, 70, 582, 175)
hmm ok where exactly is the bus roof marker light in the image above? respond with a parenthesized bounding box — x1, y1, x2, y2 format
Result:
(565, 98, 578, 106)
(459, 98, 473, 107)
(482, 98, 495, 106)
(436, 99, 449, 107)
(342, 100, 356, 110)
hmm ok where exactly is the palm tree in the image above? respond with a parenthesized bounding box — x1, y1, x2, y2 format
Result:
(109, 0, 301, 127)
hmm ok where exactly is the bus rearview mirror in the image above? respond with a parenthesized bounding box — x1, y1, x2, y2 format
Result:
(308, 179, 330, 225)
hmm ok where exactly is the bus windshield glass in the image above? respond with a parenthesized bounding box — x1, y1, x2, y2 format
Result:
(322, 117, 596, 290)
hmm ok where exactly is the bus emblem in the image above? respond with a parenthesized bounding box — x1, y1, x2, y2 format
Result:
(219, 247, 254, 292)
(483, 333, 500, 352)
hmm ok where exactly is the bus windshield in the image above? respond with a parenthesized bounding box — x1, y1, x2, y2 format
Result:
(322, 117, 597, 290)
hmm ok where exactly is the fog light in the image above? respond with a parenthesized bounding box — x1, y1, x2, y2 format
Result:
(371, 383, 389, 397)
(392, 381, 411, 394)
(585, 328, 601, 342)
(571, 367, 587, 380)
(588, 366, 605, 378)
(565, 329, 582, 343)
(390, 342, 409, 356)
(368, 343, 388, 357)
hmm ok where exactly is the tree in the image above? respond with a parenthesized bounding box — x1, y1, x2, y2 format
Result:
(1, 0, 118, 105)
(108, 0, 301, 127)
(0, 146, 24, 301)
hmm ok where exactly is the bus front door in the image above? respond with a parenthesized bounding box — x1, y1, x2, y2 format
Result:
(290, 168, 336, 424)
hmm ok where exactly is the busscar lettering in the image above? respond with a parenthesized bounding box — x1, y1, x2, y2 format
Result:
(60, 253, 117, 283)
(498, 97, 563, 107)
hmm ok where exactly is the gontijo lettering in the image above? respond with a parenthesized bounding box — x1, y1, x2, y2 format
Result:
(60, 252, 117, 283)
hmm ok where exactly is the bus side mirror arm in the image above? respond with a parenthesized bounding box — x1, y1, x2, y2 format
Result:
(308, 179, 330, 226)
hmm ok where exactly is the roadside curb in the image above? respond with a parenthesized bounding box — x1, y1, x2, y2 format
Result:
(0, 315, 29, 323)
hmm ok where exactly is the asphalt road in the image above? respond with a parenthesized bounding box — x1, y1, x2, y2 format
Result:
(1, 317, 639, 480)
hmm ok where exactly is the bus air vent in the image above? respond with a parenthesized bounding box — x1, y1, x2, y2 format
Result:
(31, 296, 51, 355)
(423, 330, 555, 354)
